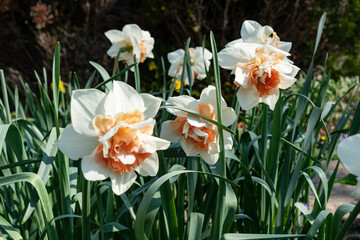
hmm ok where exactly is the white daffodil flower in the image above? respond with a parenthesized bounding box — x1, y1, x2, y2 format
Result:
(219, 44, 299, 110)
(105, 24, 154, 68)
(225, 20, 292, 53)
(58, 81, 170, 195)
(337, 134, 360, 199)
(160, 85, 236, 165)
(167, 47, 212, 86)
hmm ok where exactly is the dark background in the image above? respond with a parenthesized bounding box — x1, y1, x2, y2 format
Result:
(0, 0, 358, 94)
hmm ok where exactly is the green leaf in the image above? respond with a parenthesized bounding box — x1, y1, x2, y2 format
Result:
(187, 212, 204, 240)
(305, 210, 331, 240)
(336, 174, 357, 185)
(222, 233, 306, 239)
(331, 203, 355, 239)
(0, 215, 23, 240)
(0, 173, 58, 240)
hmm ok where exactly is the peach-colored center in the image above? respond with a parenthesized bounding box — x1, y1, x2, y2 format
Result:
(175, 102, 216, 150)
(139, 41, 147, 63)
(234, 48, 282, 97)
(93, 110, 152, 174)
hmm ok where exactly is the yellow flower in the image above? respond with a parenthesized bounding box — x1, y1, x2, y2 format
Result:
(171, 78, 185, 92)
(51, 78, 66, 94)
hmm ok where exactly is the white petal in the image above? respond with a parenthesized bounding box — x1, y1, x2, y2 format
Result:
(273, 61, 293, 74)
(135, 153, 159, 176)
(234, 67, 249, 87)
(218, 44, 259, 70)
(289, 65, 300, 78)
(110, 171, 137, 195)
(337, 134, 360, 176)
(225, 38, 243, 48)
(71, 89, 106, 136)
(58, 124, 99, 160)
(260, 88, 280, 110)
(118, 154, 136, 165)
(241, 20, 273, 43)
(180, 138, 199, 157)
(278, 41, 292, 52)
(168, 49, 185, 63)
(104, 81, 145, 116)
(224, 131, 233, 150)
(168, 61, 181, 77)
(199, 85, 227, 114)
(81, 154, 109, 181)
(166, 95, 198, 117)
(278, 73, 297, 90)
(107, 42, 123, 58)
(200, 151, 218, 165)
(105, 30, 123, 43)
(139, 134, 170, 153)
(187, 115, 207, 128)
(222, 107, 237, 126)
(160, 120, 181, 142)
(236, 86, 260, 110)
(141, 93, 162, 119)
(122, 24, 142, 41)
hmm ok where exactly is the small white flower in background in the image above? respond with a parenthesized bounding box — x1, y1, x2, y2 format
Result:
(160, 85, 236, 165)
(58, 81, 170, 195)
(337, 134, 360, 199)
(225, 20, 292, 53)
(105, 24, 154, 67)
(167, 47, 212, 86)
(219, 44, 299, 110)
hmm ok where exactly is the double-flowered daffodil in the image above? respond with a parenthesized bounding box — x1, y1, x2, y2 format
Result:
(105, 24, 154, 69)
(167, 47, 212, 86)
(337, 134, 360, 199)
(218, 20, 299, 110)
(160, 85, 236, 165)
(58, 81, 170, 195)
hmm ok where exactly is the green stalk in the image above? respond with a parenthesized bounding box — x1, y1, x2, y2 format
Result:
(96, 187, 105, 240)
(209, 31, 226, 240)
(82, 176, 91, 240)
(134, 55, 141, 93)
(158, 151, 179, 240)
(0, 70, 11, 123)
(334, 200, 360, 240)
(260, 104, 268, 231)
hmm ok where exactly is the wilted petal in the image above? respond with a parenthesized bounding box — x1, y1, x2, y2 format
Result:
(58, 124, 99, 160)
(337, 134, 360, 176)
(278, 41, 292, 52)
(110, 171, 137, 195)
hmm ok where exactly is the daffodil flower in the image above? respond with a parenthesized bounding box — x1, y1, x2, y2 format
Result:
(160, 85, 236, 165)
(105, 24, 154, 68)
(58, 81, 170, 195)
(167, 47, 212, 86)
(219, 44, 299, 110)
(51, 78, 66, 94)
(225, 20, 292, 52)
(337, 134, 360, 199)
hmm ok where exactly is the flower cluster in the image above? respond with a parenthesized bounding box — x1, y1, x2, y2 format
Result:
(218, 20, 299, 110)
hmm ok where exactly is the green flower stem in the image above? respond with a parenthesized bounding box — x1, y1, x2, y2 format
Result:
(82, 175, 91, 240)
(210, 31, 226, 240)
(158, 151, 179, 240)
(334, 199, 360, 240)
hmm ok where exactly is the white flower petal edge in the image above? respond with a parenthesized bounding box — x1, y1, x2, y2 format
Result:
(110, 171, 137, 196)
(58, 124, 99, 160)
(337, 134, 360, 176)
